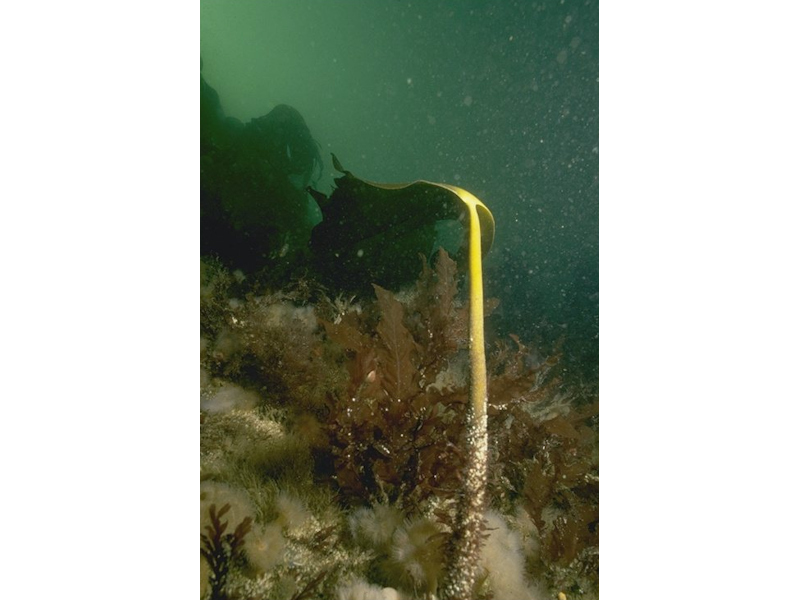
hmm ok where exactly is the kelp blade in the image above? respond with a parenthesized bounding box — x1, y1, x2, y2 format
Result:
(311, 160, 494, 291)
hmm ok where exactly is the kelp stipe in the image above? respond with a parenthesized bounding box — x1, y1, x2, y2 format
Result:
(435, 185, 491, 600)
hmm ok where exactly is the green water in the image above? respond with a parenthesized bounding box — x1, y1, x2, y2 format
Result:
(201, 0, 598, 384)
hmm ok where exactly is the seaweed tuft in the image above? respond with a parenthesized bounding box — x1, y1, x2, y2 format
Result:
(201, 503, 254, 600)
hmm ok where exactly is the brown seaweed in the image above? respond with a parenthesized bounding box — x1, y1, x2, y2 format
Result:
(201, 503, 254, 600)
(200, 251, 599, 598)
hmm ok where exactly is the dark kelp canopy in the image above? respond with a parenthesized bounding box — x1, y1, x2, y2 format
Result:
(202, 64, 494, 293)
(201, 67, 322, 276)
(310, 154, 495, 292)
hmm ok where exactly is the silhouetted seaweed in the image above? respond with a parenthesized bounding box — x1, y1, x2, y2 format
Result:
(201, 503, 253, 600)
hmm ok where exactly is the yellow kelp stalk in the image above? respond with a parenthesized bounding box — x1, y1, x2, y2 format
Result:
(312, 158, 494, 599)
(435, 184, 491, 600)
(365, 185, 492, 599)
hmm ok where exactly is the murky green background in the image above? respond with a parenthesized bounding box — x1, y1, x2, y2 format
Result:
(201, 0, 598, 382)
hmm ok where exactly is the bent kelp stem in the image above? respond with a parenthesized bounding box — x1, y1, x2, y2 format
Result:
(437, 185, 489, 600)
